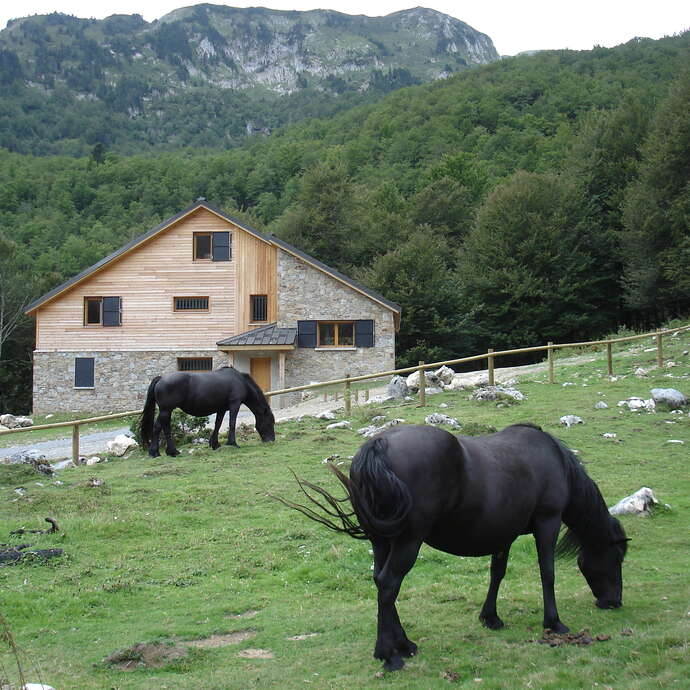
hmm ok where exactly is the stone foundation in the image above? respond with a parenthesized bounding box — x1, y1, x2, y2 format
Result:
(32, 350, 228, 414)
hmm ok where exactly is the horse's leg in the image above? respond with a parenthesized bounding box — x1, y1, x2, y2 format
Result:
(209, 411, 224, 450)
(533, 516, 569, 633)
(372, 541, 418, 660)
(479, 545, 512, 630)
(373, 538, 421, 671)
(149, 415, 162, 457)
(225, 400, 241, 447)
(159, 409, 180, 457)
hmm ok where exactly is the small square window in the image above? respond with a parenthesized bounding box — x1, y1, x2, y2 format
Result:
(84, 297, 121, 326)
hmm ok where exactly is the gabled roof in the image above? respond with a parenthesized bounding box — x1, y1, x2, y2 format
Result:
(217, 323, 297, 349)
(25, 200, 402, 318)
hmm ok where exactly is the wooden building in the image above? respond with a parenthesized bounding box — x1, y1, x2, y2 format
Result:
(26, 200, 401, 413)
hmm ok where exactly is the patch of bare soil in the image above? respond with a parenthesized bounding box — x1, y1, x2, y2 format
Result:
(287, 633, 319, 641)
(238, 648, 274, 659)
(185, 631, 256, 648)
(536, 629, 611, 647)
(104, 642, 188, 670)
(229, 609, 259, 619)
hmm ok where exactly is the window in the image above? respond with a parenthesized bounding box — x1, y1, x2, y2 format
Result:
(250, 294, 268, 322)
(177, 357, 213, 371)
(318, 321, 354, 347)
(194, 231, 231, 261)
(84, 297, 121, 326)
(74, 357, 94, 388)
(174, 296, 209, 311)
(298, 320, 375, 348)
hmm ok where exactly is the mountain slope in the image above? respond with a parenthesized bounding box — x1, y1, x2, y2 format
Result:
(0, 5, 498, 155)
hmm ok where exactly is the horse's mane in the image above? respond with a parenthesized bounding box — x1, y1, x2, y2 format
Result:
(241, 371, 271, 409)
(550, 435, 627, 560)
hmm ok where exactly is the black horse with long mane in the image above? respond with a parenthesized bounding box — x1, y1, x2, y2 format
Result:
(140, 366, 275, 457)
(280, 423, 628, 671)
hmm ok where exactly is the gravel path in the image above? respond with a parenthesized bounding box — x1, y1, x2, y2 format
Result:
(0, 355, 597, 462)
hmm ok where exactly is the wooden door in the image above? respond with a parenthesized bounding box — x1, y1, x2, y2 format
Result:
(250, 357, 272, 392)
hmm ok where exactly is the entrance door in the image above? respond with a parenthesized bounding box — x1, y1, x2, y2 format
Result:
(250, 357, 272, 392)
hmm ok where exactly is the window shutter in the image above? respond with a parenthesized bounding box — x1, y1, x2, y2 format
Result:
(75, 357, 95, 388)
(355, 319, 375, 347)
(297, 320, 317, 348)
(102, 297, 121, 326)
(212, 232, 231, 261)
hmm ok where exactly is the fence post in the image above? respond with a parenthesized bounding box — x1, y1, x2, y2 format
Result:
(547, 342, 555, 384)
(344, 374, 351, 415)
(606, 341, 613, 377)
(656, 329, 663, 368)
(418, 361, 426, 407)
(72, 424, 80, 465)
(364, 388, 369, 402)
(487, 348, 495, 386)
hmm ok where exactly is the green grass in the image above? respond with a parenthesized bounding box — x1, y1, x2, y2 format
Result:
(0, 332, 688, 689)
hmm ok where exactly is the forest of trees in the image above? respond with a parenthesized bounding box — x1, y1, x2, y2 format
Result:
(1, 32, 688, 412)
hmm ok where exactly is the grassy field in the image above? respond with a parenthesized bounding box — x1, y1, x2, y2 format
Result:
(0, 331, 688, 689)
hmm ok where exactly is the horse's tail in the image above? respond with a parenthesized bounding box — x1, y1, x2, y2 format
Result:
(139, 376, 161, 446)
(273, 436, 413, 542)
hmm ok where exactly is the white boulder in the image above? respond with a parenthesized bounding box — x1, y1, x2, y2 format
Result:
(326, 421, 351, 430)
(314, 410, 336, 420)
(560, 415, 584, 428)
(609, 487, 658, 516)
(424, 413, 461, 429)
(387, 375, 409, 399)
(434, 365, 455, 386)
(106, 434, 138, 457)
(650, 388, 687, 409)
(0, 414, 33, 428)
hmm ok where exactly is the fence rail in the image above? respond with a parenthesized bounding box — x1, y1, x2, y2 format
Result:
(2, 323, 688, 464)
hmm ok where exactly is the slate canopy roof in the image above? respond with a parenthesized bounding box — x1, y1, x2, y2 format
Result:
(25, 199, 402, 321)
(217, 323, 297, 349)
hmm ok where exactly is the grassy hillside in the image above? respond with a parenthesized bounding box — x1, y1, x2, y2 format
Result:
(1, 328, 688, 688)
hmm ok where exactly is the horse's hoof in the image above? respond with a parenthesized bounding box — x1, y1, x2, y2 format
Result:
(166, 450, 181, 457)
(383, 655, 405, 672)
(480, 613, 504, 630)
(148, 452, 160, 458)
(398, 640, 418, 657)
(545, 622, 569, 634)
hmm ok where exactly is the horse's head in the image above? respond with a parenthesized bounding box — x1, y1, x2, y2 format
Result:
(577, 517, 628, 609)
(255, 407, 276, 443)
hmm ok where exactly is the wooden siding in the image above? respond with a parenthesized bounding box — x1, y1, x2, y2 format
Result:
(235, 229, 277, 333)
(35, 209, 277, 351)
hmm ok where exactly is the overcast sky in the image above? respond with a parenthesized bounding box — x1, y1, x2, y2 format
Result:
(1, 0, 687, 56)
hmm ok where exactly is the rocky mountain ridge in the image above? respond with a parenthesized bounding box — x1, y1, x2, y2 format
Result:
(1, 5, 498, 98)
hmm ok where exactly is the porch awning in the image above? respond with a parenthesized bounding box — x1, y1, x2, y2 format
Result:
(216, 323, 297, 351)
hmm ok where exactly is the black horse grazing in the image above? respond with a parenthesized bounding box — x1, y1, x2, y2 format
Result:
(280, 423, 628, 672)
(140, 366, 275, 457)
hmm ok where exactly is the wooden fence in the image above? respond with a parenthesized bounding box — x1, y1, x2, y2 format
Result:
(1, 324, 688, 465)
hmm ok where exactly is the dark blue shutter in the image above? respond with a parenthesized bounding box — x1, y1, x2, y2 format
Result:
(102, 296, 121, 326)
(212, 232, 231, 261)
(355, 320, 375, 347)
(297, 320, 317, 348)
(75, 357, 94, 388)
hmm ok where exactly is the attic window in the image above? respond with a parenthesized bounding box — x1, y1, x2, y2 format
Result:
(194, 232, 231, 261)
(84, 297, 121, 326)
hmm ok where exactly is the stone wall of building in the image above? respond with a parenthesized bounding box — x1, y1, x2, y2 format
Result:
(32, 350, 228, 414)
(277, 251, 397, 395)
